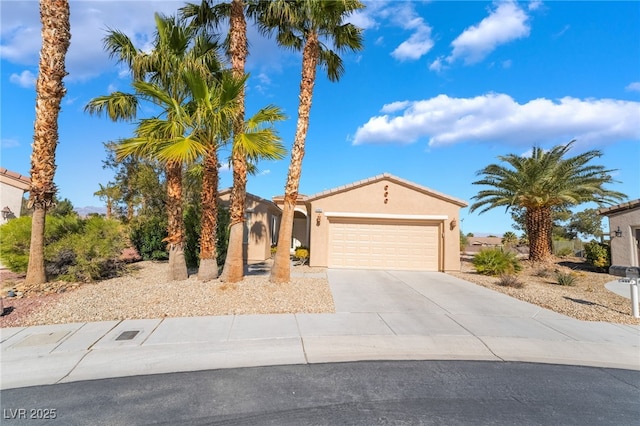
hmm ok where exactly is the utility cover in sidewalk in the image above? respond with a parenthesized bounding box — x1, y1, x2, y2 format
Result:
(116, 330, 140, 341)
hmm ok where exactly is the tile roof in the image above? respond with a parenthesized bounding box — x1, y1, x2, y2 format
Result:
(597, 199, 640, 216)
(305, 172, 468, 207)
(0, 167, 31, 191)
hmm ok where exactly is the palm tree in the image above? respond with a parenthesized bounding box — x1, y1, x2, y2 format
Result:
(470, 141, 626, 262)
(181, 0, 257, 283)
(86, 13, 223, 280)
(25, 0, 72, 285)
(259, 0, 365, 283)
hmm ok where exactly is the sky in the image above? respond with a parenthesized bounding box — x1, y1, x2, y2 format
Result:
(1, 0, 639, 236)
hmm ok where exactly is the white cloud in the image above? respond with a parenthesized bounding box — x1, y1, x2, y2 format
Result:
(9, 70, 36, 88)
(429, 57, 445, 73)
(1, 138, 20, 149)
(528, 0, 543, 11)
(388, 5, 434, 61)
(625, 82, 640, 92)
(352, 93, 640, 147)
(446, 1, 531, 65)
(259, 169, 271, 176)
(502, 59, 512, 69)
(1, 1, 196, 81)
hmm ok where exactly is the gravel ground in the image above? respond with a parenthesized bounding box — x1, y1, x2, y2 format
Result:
(449, 255, 640, 326)
(1, 256, 638, 327)
(0, 261, 334, 327)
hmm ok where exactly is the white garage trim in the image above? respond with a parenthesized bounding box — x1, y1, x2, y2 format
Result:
(324, 212, 448, 221)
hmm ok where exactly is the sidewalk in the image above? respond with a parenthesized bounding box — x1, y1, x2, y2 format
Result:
(2, 270, 639, 390)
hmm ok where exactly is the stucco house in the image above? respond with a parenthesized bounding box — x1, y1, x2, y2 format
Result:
(274, 173, 467, 272)
(217, 188, 281, 263)
(598, 200, 640, 275)
(0, 167, 30, 225)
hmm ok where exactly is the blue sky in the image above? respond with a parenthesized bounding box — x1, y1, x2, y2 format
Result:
(1, 0, 639, 236)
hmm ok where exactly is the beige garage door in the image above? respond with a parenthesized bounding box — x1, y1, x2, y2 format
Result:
(328, 219, 440, 271)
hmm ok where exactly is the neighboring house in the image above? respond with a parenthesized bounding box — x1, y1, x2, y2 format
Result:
(598, 200, 640, 275)
(0, 167, 30, 225)
(273, 173, 467, 272)
(464, 237, 503, 254)
(218, 189, 282, 263)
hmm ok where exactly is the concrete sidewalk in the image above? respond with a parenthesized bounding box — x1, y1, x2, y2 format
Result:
(2, 270, 639, 390)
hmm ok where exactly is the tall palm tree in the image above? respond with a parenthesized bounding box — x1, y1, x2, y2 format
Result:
(470, 141, 626, 262)
(181, 0, 257, 283)
(86, 13, 223, 280)
(25, 0, 72, 285)
(260, 0, 365, 283)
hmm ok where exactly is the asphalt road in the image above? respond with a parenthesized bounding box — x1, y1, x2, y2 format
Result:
(2, 360, 639, 425)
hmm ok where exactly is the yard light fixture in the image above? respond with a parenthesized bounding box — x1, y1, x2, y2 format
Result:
(1, 206, 13, 220)
(614, 226, 623, 238)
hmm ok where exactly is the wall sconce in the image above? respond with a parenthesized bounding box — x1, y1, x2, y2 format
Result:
(614, 226, 622, 238)
(450, 219, 457, 230)
(316, 215, 321, 226)
(1, 206, 13, 220)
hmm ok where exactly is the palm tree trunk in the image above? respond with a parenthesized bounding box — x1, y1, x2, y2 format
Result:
(25, 0, 71, 286)
(220, 0, 248, 283)
(270, 31, 319, 284)
(165, 161, 188, 281)
(198, 151, 220, 281)
(526, 206, 553, 262)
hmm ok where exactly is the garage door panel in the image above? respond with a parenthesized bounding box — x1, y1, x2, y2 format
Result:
(328, 219, 440, 271)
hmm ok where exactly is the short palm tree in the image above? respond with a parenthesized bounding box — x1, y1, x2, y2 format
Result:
(259, 0, 365, 283)
(86, 13, 223, 281)
(470, 141, 626, 262)
(25, 0, 71, 285)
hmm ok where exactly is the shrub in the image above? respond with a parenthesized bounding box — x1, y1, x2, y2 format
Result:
(0, 215, 126, 281)
(472, 247, 522, 276)
(45, 216, 127, 281)
(0, 216, 32, 272)
(534, 267, 553, 278)
(497, 274, 524, 288)
(556, 247, 574, 258)
(129, 215, 168, 261)
(294, 246, 309, 265)
(556, 271, 577, 286)
(584, 240, 610, 271)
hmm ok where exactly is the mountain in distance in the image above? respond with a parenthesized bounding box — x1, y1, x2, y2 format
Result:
(74, 206, 107, 217)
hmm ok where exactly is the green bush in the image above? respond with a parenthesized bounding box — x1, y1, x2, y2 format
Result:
(46, 216, 127, 281)
(556, 247, 574, 258)
(184, 205, 201, 268)
(556, 271, 577, 286)
(0, 216, 32, 272)
(0, 215, 126, 281)
(472, 247, 522, 276)
(584, 240, 610, 271)
(129, 215, 168, 261)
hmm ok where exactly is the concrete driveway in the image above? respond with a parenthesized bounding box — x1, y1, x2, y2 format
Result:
(2, 269, 639, 390)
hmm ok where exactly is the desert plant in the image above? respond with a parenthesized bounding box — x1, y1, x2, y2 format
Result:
(497, 274, 524, 288)
(584, 240, 610, 271)
(556, 270, 578, 286)
(294, 246, 310, 266)
(534, 267, 553, 278)
(472, 247, 522, 276)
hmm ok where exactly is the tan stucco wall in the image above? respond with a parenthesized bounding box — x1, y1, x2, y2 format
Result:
(0, 183, 25, 225)
(307, 178, 464, 271)
(218, 192, 280, 262)
(607, 208, 640, 267)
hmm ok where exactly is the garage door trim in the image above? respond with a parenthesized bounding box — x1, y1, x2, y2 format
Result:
(324, 212, 448, 221)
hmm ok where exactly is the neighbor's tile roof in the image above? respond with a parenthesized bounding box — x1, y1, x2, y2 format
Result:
(597, 199, 640, 216)
(0, 167, 31, 191)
